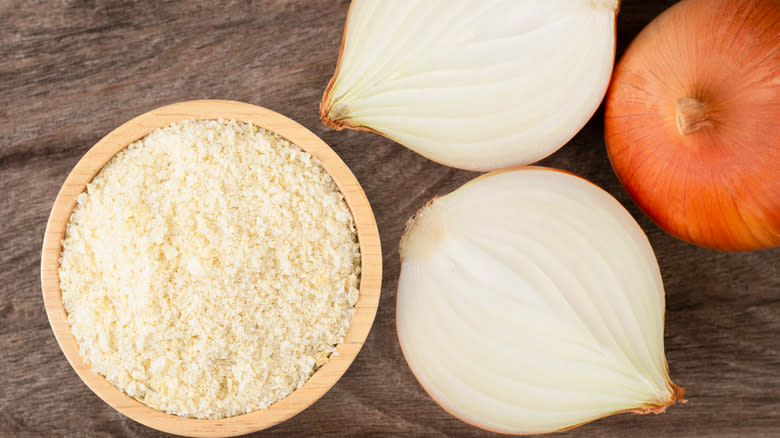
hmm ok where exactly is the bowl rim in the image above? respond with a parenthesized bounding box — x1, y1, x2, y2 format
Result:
(40, 100, 382, 437)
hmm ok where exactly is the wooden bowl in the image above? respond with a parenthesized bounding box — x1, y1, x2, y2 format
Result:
(40, 100, 382, 437)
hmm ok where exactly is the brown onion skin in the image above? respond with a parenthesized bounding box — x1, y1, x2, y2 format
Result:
(604, 0, 780, 251)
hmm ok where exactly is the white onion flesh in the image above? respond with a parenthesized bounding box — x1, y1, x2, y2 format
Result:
(322, 0, 618, 170)
(397, 167, 683, 434)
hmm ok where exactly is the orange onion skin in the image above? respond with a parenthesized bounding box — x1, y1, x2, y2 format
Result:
(604, 0, 780, 251)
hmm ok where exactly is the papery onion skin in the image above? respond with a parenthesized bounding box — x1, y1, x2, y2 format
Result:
(397, 167, 684, 435)
(321, 0, 619, 171)
(604, 0, 780, 251)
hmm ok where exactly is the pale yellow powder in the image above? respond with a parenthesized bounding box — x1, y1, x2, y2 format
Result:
(59, 119, 361, 419)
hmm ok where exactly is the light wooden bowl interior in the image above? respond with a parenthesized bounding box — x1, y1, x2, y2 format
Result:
(40, 100, 382, 437)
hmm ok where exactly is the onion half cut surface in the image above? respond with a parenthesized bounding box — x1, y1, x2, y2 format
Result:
(397, 167, 683, 434)
(321, 0, 619, 171)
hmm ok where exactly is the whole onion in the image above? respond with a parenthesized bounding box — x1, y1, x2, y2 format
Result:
(604, 0, 780, 251)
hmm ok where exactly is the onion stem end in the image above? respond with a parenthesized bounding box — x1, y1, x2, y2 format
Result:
(676, 97, 712, 135)
(633, 382, 687, 415)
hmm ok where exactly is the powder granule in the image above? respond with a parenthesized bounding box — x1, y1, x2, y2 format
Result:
(59, 119, 361, 419)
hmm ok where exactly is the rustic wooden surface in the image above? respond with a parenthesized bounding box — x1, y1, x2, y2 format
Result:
(1, 0, 777, 437)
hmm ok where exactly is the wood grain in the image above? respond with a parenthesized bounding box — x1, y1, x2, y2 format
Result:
(39, 100, 382, 437)
(1, 1, 778, 437)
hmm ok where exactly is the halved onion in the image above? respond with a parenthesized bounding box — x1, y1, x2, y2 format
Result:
(397, 167, 684, 434)
(321, 0, 619, 170)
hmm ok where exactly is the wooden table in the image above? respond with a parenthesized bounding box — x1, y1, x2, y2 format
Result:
(1, 1, 777, 436)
